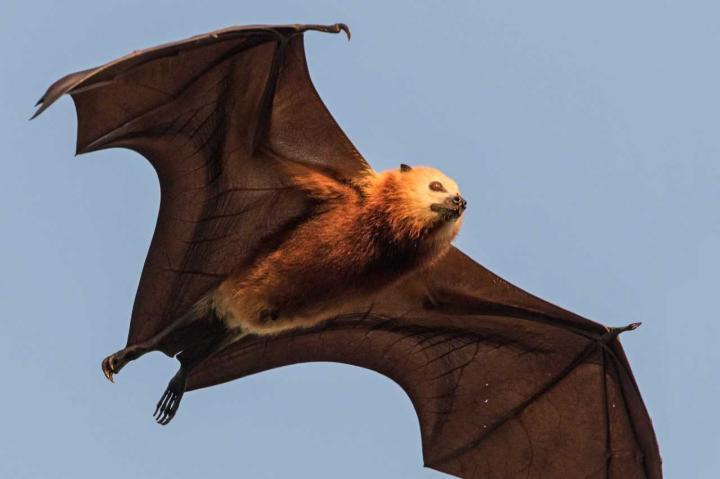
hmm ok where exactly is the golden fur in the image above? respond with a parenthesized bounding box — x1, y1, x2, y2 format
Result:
(213, 163, 465, 335)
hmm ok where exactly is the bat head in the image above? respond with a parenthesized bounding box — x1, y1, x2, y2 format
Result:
(362, 164, 466, 245)
(360, 164, 466, 247)
(396, 164, 466, 224)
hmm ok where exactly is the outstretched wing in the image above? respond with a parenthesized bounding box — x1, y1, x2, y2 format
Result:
(34, 24, 369, 349)
(187, 247, 662, 479)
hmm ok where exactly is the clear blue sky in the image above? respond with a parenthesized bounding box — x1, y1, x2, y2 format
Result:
(2, 1, 717, 477)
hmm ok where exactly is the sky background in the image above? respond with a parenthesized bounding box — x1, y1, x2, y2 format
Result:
(2, 1, 718, 477)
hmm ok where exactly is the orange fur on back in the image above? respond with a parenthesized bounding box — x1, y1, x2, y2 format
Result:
(213, 163, 464, 335)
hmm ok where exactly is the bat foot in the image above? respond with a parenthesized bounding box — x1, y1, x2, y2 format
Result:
(154, 369, 187, 425)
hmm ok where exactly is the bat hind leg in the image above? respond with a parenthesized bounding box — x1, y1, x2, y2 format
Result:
(153, 326, 245, 425)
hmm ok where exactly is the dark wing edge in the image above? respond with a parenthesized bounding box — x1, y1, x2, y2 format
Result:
(33, 24, 370, 348)
(31, 24, 351, 122)
(186, 247, 662, 479)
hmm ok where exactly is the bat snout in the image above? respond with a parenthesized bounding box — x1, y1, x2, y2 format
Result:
(431, 194, 467, 220)
(452, 194, 467, 212)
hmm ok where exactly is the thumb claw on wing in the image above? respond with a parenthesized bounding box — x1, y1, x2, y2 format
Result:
(101, 359, 115, 383)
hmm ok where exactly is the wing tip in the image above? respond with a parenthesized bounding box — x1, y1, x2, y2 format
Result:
(30, 88, 60, 121)
(30, 67, 99, 121)
(30, 96, 49, 120)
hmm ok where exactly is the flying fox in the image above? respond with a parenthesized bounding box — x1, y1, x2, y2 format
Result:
(34, 23, 661, 479)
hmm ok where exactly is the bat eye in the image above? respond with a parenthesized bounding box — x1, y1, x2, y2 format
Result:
(429, 181, 446, 192)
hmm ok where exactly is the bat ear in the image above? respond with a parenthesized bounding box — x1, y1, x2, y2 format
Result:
(400, 164, 413, 172)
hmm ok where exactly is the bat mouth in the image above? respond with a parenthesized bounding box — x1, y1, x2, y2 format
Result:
(431, 195, 467, 220)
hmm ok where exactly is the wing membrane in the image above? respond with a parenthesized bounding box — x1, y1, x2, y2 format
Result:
(35, 24, 368, 347)
(186, 248, 662, 479)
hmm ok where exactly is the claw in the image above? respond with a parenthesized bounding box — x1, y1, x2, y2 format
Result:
(101, 356, 115, 383)
(301, 23, 351, 41)
(100, 346, 144, 383)
(334, 23, 351, 40)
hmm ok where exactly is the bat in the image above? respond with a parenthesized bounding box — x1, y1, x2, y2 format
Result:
(34, 24, 662, 478)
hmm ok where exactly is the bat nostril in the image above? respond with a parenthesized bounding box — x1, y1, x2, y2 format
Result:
(452, 195, 467, 210)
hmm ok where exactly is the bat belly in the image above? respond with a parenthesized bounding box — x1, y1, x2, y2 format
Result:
(208, 219, 441, 337)
(210, 280, 359, 336)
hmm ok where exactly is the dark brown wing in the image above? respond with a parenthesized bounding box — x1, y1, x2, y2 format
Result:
(187, 247, 662, 479)
(34, 24, 369, 348)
